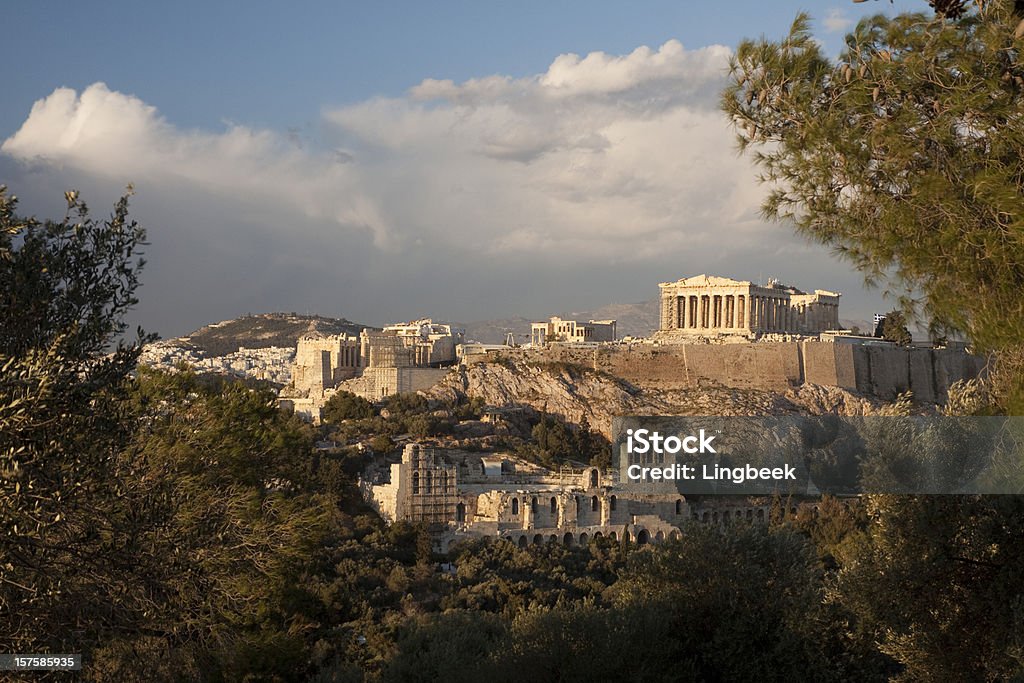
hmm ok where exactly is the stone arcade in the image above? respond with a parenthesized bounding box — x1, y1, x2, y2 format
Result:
(363, 443, 777, 552)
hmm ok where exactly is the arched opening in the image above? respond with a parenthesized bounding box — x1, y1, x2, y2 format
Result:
(712, 511, 719, 523)
(578, 532, 589, 545)
(746, 509, 753, 520)
(533, 534, 543, 545)
(563, 532, 574, 546)
(675, 499, 683, 515)
(550, 497, 558, 515)
(624, 530, 632, 543)
(594, 532, 603, 540)
(591, 495, 599, 512)
(670, 530, 682, 541)
(548, 534, 558, 544)
(757, 508, 765, 521)
(574, 496, 580, 514)
(425, 471, 432, 494)
(610, 532, 617, 541)
(455, 502, 465, 523)
(531, 497, 538, 514)
(589, 469, 599, 488)
(702, 512, 709, 522)
(610, 495, 617, 511)
(511, 498, 519, 515)
(655, 531, 665, 543)
(412, 472, 420, 494)
(637, 529, 650, 545)
(723, 510, 731, 522)
(518, 535, 528, 548)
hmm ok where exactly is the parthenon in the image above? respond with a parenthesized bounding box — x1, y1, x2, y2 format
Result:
(657, 274, 840, 339)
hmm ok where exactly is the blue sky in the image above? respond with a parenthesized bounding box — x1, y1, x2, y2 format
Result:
(2, 1, 909, 337)
(4, 1, 884, 134)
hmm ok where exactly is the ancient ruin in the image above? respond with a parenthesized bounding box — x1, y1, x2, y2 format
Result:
(279, 319, 463, 420)
(530, 317, 617, 345)
(657, 274, 840, 339)
(363, 443, 778, 551)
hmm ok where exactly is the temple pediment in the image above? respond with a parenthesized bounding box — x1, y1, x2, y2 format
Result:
(659, 274, 751, 288)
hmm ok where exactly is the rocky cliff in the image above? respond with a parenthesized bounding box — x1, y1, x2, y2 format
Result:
(425, 357, 893, 438)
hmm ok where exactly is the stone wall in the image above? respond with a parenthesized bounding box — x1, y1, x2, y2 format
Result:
(337, 367, 452, 402)
(470, 340, 985, 403)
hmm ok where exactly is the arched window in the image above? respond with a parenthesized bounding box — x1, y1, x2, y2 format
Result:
(550, 497, 558, 515)
(574, 496, 580, 514)
(610, 495, 617, 511)
(511, 498, 520, 515)
(531, 497, 538, 514)
(675, 499, 683, 515)
(591, 495, 599, 512)
(456, 502, 465, 523)
(589, 469, 598, 488)
(425, 471, 433, 494)
(412, 472, 419, 494)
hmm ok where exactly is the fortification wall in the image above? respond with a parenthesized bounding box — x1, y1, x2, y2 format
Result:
(472, 340, 985, 403)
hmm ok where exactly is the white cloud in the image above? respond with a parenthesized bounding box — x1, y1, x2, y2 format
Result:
(823, 9, 854, 34)
(1, 41, 876, 333)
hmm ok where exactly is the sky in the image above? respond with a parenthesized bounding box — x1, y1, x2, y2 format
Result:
(1, 0, 912, 338)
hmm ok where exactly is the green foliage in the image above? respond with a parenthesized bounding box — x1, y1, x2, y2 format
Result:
(382, 392, 430, 418)
(880, 309, 913, 346)
(114, 368, 345, 679)
(835, 495, 1024, 680)
(0, 187, 155, 656)
(370, 433, 394, 454)
(722, 3, 1024, 402)
(322, 390, 376, 423)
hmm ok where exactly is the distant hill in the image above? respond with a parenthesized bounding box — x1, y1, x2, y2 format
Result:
(459, 300, 660, 344)
(177, 313, 374, 357)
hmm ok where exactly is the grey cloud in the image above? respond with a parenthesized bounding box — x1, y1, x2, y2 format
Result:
(1, 42, 887, 337)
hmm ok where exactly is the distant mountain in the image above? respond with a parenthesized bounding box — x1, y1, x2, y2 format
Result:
(175, 313, 374, 357)
(459, 300, 660, 344)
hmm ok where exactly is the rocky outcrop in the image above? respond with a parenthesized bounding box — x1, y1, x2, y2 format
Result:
(425, 357, 897, 438)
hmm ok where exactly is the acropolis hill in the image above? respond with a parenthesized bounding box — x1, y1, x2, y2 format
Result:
(140, 274, 985, 428)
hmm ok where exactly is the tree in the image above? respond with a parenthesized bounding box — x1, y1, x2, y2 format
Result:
(722, 3, 1024, 407)
(112, 368, 341, 680)
(835, 495, 1024, 679)
(322, 390, 376, 423)
(880, 309, 913, 345)
(0, 187, 155, 656)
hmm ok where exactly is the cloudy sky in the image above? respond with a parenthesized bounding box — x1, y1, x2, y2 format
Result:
(2, 1, 905, 338)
